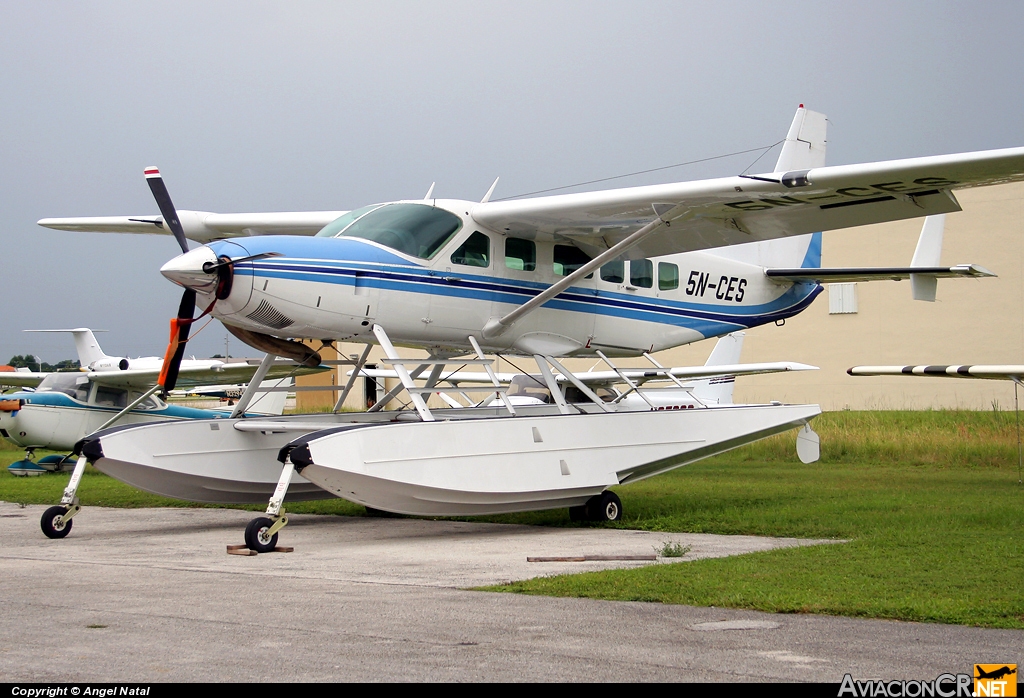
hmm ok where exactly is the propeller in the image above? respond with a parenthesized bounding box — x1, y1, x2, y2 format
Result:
(145, 167, 209, 395)
(147, 167, 292, 392)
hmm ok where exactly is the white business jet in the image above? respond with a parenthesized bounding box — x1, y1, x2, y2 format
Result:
(37, 106, 1024, 549)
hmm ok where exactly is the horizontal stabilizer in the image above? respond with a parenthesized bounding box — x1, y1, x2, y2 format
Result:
(765, 264, 995, 284)
(849, 365, 1024, 381)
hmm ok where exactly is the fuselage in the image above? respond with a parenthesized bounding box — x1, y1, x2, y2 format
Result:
(0, 373, 235, 451)
(163, 199, 822, 357)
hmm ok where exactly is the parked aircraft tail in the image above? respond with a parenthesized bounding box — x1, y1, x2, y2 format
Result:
(242, 376, 292, 416)
(691, 332, 744, 405)
(24, 328, 111, 369)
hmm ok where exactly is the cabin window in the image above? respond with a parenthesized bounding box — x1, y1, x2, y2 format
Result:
(451, 232, 490, 268)
(505, 238, 536, 272)
(630, 259, 653, 288)
(553, 245, 593, 278)
(600, 260, 624, 284)
(130, 391, 164, 410)
(95, 386, 128, 408)
(331, 203, 463, 259)
(659, 262, 679, 291)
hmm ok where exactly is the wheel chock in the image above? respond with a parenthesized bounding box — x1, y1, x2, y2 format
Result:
(226, 544, 294, 556)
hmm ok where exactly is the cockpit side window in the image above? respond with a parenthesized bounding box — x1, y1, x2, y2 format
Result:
(334, 203, 463, 259)
(451, 232, 490, 268)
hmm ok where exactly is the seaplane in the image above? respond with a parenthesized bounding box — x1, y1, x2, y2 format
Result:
(38, 105, 1024, 550)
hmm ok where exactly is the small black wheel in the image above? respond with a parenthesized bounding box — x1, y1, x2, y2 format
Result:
(585, 491, 622, 522)
(244, 516, 278, 553)
(568, 505, 587, 522)
(41, 506, 72, 539)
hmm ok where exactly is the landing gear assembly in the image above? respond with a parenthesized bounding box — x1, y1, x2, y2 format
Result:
(569, 490, 622, 522)
(39, 454, 88, 539)
(242, 456, 294, 553)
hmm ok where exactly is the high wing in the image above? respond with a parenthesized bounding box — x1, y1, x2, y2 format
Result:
(0, 371, 50, 389)
(38, 210, 346, 244)
(85, 360, 328, 390)
(358, 361, 817, 386)
(849, 365, 1024, 381)
(471, 147, 1024, 260)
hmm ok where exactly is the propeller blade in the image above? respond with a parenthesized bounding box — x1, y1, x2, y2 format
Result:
(144, 166, 190, 255)
(202, 251, 283, 273)
(157, 289, 197, 394)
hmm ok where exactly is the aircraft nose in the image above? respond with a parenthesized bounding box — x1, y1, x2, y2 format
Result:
(160, 246, 220, 294)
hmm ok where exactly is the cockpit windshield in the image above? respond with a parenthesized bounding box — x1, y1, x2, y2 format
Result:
(314, 204, 384, 238)
(36, 373, 91, 402)
(316, 203, 463, 259)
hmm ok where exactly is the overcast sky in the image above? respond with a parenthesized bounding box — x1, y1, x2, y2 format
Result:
(2, 1, 1022, 362)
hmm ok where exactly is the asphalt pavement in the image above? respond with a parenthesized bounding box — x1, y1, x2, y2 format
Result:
(0, 501, 1018, 682)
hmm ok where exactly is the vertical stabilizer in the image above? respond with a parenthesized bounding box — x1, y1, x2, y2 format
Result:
(23, 328, 111, 368)
(774, 105, 827, 172)
(910, 215, 945, 302)
(244, 376, 291, 416)
(691, 332, 744, 405)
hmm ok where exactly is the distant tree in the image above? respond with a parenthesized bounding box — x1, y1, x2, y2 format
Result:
(7, 355, 80, 372)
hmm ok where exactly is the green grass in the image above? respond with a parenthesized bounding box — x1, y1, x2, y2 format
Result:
(3, 411, 1022, 627)
(479, 411, 1024, 628)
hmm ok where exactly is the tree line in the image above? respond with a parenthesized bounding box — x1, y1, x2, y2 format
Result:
(5, 355, 80, 372)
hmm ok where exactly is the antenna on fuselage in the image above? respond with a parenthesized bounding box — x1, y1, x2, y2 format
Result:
(423, 182, 435, 200)
(480, 177, 499, 204)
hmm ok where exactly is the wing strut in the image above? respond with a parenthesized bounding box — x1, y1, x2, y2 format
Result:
(333, 344, 372, 413)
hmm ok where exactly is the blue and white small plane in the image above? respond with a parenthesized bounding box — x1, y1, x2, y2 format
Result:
(41, 106, 1008, 367)
(35, 105, 1024, 547)
(0, 342, 326, 475)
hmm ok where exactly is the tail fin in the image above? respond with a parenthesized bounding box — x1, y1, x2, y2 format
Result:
(711, 107, 825, 269)
(910, 215, 945, 301)
(23, 328, 111, 368)
(774, 105, 827, 172)
(691, 332, 744, 405)
(244, 376, 291, 416)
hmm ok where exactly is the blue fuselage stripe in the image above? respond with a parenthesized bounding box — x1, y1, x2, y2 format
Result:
(247, 259, 820, 329)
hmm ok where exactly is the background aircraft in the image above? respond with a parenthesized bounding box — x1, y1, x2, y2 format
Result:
(23, 327, 229, 373)
(0, 339, 327, 475)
